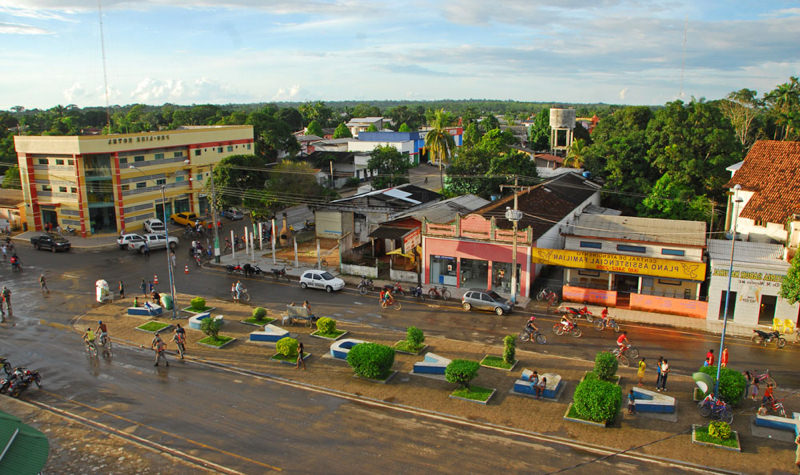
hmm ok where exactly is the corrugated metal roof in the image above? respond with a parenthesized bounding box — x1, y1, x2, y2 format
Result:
(707, 239, 788, 268)
(0, 411, 49, 475)
(571, 214, 707, 247)
(393, 194, 489, 223)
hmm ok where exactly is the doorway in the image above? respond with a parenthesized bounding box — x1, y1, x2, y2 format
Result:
(155, 203, 173, 222)
(41, 209, 57, 230)
(758, 295, 777, 325)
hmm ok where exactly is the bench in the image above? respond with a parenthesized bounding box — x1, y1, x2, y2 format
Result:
(755, 412, 800, 434)
(513, 370, 563, 399)
(330, 338, 365, 360)
(282, 305, 318, 327)
(249, 324, 289, 343)
(412, 353, 451, 375)
(127, 304, 163, 316)
(188, 312, 224, 330)
(632, 387, 675, 413)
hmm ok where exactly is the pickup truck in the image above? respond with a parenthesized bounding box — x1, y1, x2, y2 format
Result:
(127, 233, 179, 253)
(31, 233, 71, 252)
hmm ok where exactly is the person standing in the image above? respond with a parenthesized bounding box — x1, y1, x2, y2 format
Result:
(151, 334, 169, 367)
(655, 356, 663, 390)
(148, 280, 154, 294)
(119, 280, 125, 299)
(170, 251, 176, 268)
(143, 241, 150, 257)
(658, 359, 670, 392)
(2, 286, 11, 317)
(705, 349, 714, 367)
(720, 346, 729, 368)
(296, 341, 306, 370)
(39, 274, 49, 294)
(627, 389, 636, 415)
(141, 279, 147, 297)
(637, 358, 646, 387)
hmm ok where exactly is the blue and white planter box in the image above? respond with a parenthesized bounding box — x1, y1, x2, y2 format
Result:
(755, 412, 800, 435)
(128, 305, 163, 316)
(632, 387, 676, 413)
(513, 369, 563, 400)
(412, 352, 451, 375)
(249, 324, 289, 343)
(330, 338, 366, 360)
(188, 312, 224, 330)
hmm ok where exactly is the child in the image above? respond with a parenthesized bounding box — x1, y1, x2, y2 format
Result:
(627, 389, 636, 415)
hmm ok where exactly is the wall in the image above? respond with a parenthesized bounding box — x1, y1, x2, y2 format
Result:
(564, 235, 704, 262)
(315, 210, 343, 239)
(341, 262, 377, 278)
(630, 293, 708, 318)
(562, 285, 617, 306)
(390, 268, 419, 283)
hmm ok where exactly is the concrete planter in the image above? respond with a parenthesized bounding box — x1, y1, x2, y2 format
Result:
(310, 330, 349, 341)
(479, 355, 518, 372)
(271, 352, 312, 365)
(449, 387, 496, 405)
(393, 342, 428, 355)
(182, 306, 216, 315)
(135, 321, 173, 334)
(563, 403, 610, 428)
(354, 370, 398, 384)
(240, 318, 276, 327)
(691, 425, 741, 452)
(197, 336, 237, 349)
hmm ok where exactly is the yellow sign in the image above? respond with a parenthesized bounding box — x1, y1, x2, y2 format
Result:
(531, 249, 706, 281)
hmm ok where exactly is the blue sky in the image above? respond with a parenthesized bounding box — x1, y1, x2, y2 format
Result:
(0, 1, 798, 109)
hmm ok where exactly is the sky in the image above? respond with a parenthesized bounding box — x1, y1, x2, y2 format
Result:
(0, 0, 799, 109)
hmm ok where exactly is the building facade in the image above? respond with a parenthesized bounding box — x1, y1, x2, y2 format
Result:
(14, 126, 254, 236)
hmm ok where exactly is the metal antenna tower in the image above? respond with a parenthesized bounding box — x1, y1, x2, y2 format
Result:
(98, 0, 111, 129)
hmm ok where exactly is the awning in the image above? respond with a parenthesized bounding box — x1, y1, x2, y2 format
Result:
(0, 410, 49, 474)
(368, 226, 414, 240)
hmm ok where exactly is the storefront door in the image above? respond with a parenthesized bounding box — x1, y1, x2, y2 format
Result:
(759, 295, 777, 325)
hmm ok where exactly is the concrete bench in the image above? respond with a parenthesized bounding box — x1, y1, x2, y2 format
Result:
(412, 353, 451, 375)
(282, 305, 318, 327)
(188, 312, 224, 330)
(513, 370, 562, 399)
(127, 304, 163, 316)
(330, 338, 365, 360)
(632, 387, 675, 413)
(249, 324, 289, 343)
(755, 412, 800, 434)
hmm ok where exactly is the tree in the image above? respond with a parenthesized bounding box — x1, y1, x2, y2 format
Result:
(719, 89, 761, 148)
(276, 107, 304, 131)
(780, 252, 800, 304)
(210, 154, 268, 209)
(480, 114, 499, 133)
(299, 101, 334, 128)
(1, 166, 20, 189)
(528, 109, 550, 150)
(424, 109, 456, 190)
(367, 145, 411, 188)
(306, 120, 323, 137)
(398, 123, 411, 132)
(248, 160, 331, 219)
(387, 105, 424, 131)
(462, 122, 481, 149)
(332, 123, 352, 139)
(246, 107, 299, 159)
(637, 173, 711, 221)
(351, 103, 381, 118)
(764, 77, 800, 140)
(564, 138, 587, 168)
(366, 124, 378, 132)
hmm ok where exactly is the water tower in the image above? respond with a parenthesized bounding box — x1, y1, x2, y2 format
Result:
(549, 108, 576, 155)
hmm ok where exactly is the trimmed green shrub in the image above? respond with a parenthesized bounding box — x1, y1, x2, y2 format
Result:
(708, 421, 732, 440)
(276, 337, 299, 357)
(572, 378, 622, 423)
(346, 343, 395, 379)
(594, 351, 618, 381)
(316, 317, 337, 334)
(445, 359, 480, 389)
(406, 327, 425, 347)
(698, 366, 746, 405)
(252, 307, 267, 321)
(200, 317, 220, 339)
(503, 335, 516, 364)
(190, 297, 206, 310)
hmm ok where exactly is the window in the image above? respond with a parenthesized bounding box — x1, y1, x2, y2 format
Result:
(175, 176, 185, 182)
(173, 151, 183, 158)
(70, 187, 77, 193)
(38, 159, 48, 165)
(217, 147, 223, 153)
(246, 144, 251, 150)
(134, 155, 144, 162)
(119, 157, 128, 164)
(580, 241, 602, 249)
(657, 279, 681, 286)
(578, 270, 601, 277)
(156, 179, 166, 185)
(121, 185, 129, 191)
(196, 174, 203, 181)
(154, 153, 164, 160)
(661, 248, 685, 256)
(59, 186, 67, 192)
(617, 244, 646, 253)
(68, 160, 74, 165)
(56, 159, 65, 165)
(42, 185, 52, 191)
(755, 219, 765, 227)
(227, 145, 233, 152)
(136, 182, 146, 189)
(194, 149, 201, 156)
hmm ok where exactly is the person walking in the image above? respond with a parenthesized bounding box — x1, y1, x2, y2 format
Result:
(637, 358, 646, 387)
(720, 346, 729, 368)
(39, 274, 49, 294)
(704, 349, 714, 367)
(141, 279, 147, 297)
(296, 341, 306, 370)
(655, 356, 663, 390)
(151, 334, 169, 367)
(658, 359, 670, 392)
(143, 241, 150, 257)
(627, 389, 636, 415)
(2, 286, 11, 317)
(148, 280, 154, 294)
(119, 280, 125, 299)
(170, 251, 176, 268)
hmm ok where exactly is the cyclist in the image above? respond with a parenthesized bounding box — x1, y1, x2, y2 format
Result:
(601, 307, 610, 320)
(381, 288, 394, 307)
(83, 327, 97, 353)
(172, 324, 186, 359)
(560, 312, 575, 332)
(234, 280, 244, 301)
(762, 383, 775, 406)
(616, 331, 630, 355)
(96, 320, 109, 346)
(525, 316, 539, 338)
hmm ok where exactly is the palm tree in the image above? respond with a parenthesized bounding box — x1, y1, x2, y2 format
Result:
(765, 76, 800, 140)
(424, 109, 455, 190)
(564, 139, 587, 168)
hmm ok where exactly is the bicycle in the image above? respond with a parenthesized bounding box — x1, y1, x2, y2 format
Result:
(610, 347, 630, 366)
(85, 340, 98, 358)
(427, 286, 451, 301)
(98, 333, 113, 357)
(536, 288, 559, 305)
(698, 395, 734, 423)
(594, 316, 621, 333)
(232, 287, 251, 303)
(518, 329, 547, 344)
(552, 321, 582, 338)
(380, 296, 401, 310)
(751, 369, 777, 389)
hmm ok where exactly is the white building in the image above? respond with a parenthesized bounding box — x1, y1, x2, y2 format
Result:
(346, 117, 384, 138)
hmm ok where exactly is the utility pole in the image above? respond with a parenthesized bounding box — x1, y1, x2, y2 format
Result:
(501, 176, 523, 305)
(210, 167, 221, 263)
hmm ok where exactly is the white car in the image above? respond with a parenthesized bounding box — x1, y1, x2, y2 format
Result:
(144, 218, 166, 233)
(117, 233, 145, 250)
(299, 270, 345, 293)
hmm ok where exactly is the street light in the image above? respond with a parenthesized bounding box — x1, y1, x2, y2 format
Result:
(505, 205, 522, 305)
(129, 164, 178, 319)
(715, 183, 742, 397)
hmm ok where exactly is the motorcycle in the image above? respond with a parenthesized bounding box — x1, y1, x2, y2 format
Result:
(552, 319, 582, 338)
(226, 263, 245, 275)
(427, 286, 451, 301)
(383, 282, 406, 297)
(559, 305, 593, 323)
(751, 329, 786, 348)
(0, 357, 11, 376)
(536, 288, 559, 305)
(698, 395, 733, 423)
(5, 368, 41, 398)
(358, 277, 375, 295)
(270, 266, 291, 282)
(410, 285, 425, 301)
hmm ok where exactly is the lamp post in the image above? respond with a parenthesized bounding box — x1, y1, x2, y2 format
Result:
(505, 202, 522, 305)
(715, 183, 742, 397)
(130, 165, 178, 319)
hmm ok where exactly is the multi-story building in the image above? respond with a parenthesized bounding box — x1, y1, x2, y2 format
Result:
(14, 125, 254, 236)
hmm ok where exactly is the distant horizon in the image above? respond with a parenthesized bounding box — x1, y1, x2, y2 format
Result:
(1, 1, 798, 109)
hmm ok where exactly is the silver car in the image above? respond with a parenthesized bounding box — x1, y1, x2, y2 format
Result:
(461, 289, 513, 316)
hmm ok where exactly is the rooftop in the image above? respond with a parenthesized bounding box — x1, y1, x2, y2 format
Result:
(707, 239, 788, 269)
(392, 194, 490, 224)
(328, 183, 441, 211)
(569, 214, 707, 247)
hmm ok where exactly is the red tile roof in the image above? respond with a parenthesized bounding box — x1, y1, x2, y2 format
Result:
(726, 140, 800, 224)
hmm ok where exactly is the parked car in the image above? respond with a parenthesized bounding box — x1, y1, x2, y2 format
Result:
(299, 270, 345, 293)
(169, 212, 205, 227)
(461, 289, 512, 316)
(221, 208, 244, 220)
(143, 218, 166, 233)
(30, 233, 71, 252)
(127, 233, 179, 253)
(117, 233, 145, 250)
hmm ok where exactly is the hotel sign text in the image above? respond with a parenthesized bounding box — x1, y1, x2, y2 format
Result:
(531, 248, 706, 281)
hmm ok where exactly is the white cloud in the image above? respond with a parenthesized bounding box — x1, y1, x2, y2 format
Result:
(128, 77, 248, 104)
(271, 85, 301, 101)
(619, 88, 628, 100)
(0, 22, 52, 34)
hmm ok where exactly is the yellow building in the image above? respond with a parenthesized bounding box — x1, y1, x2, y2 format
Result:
(14, 125, 254, 236)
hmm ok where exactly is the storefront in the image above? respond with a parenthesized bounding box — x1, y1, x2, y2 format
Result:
(706, 239, 799, 327)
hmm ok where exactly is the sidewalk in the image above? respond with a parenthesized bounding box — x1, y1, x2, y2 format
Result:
(13, 230, 119, 250)
(72, 293, 797, 473)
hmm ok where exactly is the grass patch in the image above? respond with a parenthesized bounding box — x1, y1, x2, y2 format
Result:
(394, 340, 425, 354)
(480, 355, 515, 370)
(136, 321, 170, 332)
(694, 425, 739, 448)
(182, 306, 213, 313)
(198, 335, 234, 347)
(311, 329, 347, 339)
(271, 353, 298, 362)
(451, 385, 494, 402)
(242, 317, 276, 325)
